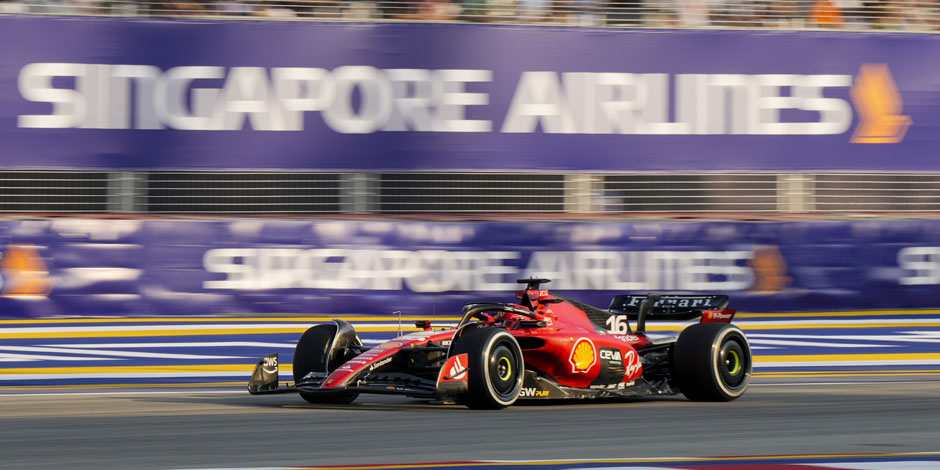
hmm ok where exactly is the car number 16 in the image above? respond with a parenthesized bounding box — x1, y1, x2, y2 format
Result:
(605, 315, 630, 334)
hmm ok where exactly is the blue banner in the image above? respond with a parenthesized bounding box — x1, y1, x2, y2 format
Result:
(1, 17, 940, 171)
(1, 218, 939, 317)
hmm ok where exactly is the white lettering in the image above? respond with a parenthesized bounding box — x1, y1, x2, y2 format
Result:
(434, 69, 492, 132)
(521, 251, 753, 291)
(203, 248, 756, 292)
(272, 67, 334, 131)
(898, 247, 940, 285)
(321, 66, 393, 134)
(154, 66, 224, 131)
(501, 71, 575, 133)
(599, 349, 622, 361)
(18, 63, 87, 128)
(215, 66, 277, 131)
(17, 63, 855, 137)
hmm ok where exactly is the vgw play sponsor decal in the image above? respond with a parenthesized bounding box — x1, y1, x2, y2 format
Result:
(17, 62, 909, 143)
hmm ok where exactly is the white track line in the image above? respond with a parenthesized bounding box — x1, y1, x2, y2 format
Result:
(0, 353, 117, 362)
(749, 339, 894, 348)
(39, 342, 297, 349)
(0, 390, 247, 397)
(0, 346, 243, 360)
(0, 372, 249, 380)
(0, 380, 934, 397)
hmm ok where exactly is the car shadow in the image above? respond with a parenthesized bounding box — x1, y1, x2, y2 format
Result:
(121, 389, 690, 413)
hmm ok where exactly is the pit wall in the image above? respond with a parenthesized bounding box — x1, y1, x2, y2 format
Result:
(1, 218, 938, 317)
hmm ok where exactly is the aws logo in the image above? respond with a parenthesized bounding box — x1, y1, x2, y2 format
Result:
(569, 338, 597, 374)
(850, 64, 912, 144)
(0, 244, 53, 297)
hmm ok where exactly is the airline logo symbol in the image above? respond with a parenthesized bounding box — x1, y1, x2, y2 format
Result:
(850, 64, 912, 144)
(0, 244, 53, 297)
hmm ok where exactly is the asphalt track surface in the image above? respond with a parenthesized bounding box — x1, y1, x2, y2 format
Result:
(1, 381, 938, 470)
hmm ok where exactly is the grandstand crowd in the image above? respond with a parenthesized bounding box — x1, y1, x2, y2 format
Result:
(1, 0, 938, 30)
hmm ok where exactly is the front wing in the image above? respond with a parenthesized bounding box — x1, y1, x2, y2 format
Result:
(248, 353, 469, 400)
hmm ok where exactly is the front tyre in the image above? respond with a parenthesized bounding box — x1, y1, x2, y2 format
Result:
(672, 323, 752, 401)
(450, 328, 524, 409)
(293, 323, 360, 405)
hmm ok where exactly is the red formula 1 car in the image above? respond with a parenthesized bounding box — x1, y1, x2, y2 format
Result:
(249, 279, 752, 409)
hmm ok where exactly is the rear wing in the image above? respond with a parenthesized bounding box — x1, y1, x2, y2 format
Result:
(609, 294, 730, 321)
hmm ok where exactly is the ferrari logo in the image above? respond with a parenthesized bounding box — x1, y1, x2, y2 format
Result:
(569, 338, 596, 374)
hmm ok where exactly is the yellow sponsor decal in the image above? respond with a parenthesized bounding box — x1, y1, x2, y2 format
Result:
(568, 337, 596, 373)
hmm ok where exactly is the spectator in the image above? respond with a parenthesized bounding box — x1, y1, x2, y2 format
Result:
(412, 0, 461, 19)
(676, 0, 716, 26)
(517, 0, 550, 21)
(810, 0, 844, 26)
(570, 0, 604, 25)
(283, 0, 343, 17)
(606, 0, 644, 26)
(69, 0, 110, 14)
(764, 0, 805, 27)
(216, 0, 253, 15)
(344, 0, 378, 19)
(150, 0, 210, 15)
(487, 0, 515, 20)
(251, 0, 298, 15)
(0, 0, 28, 12)
(388, 0, 460, 19)
(457, 0, 488, 20)
(712, 0, 764, 26)
(892, 0, 936, 30)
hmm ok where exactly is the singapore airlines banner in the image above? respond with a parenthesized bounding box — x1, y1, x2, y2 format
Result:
(0, 17, 938, 171)
(1, 218, 939, 317)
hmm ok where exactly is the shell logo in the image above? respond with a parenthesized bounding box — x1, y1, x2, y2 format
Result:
(569, 338, 596, 374)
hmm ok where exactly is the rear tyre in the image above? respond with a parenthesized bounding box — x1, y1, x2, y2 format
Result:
(450, 327, 524, 409)
(672, 323, 752, 401)
(293, 324, 360, 405)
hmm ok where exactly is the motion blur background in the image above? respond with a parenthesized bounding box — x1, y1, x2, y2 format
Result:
(0, 7, 939, 322)
(2, 7, 940, 470)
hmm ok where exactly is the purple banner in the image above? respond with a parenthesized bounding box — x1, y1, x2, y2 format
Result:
(2, 17, 940, 171)
(1, 218, 939, 317)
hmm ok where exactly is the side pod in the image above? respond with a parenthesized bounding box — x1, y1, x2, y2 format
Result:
(248, 353, 280, 394)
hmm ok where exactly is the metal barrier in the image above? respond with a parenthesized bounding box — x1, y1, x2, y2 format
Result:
(144, 172, 345, 214)
(3, 170, 940, 215)
(0, 171, 111, 213)
(2, 0, 940, 32)
(377, 173, 566, 214)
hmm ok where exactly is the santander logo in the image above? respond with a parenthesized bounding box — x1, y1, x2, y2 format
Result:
(449, 355, 467, 380)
